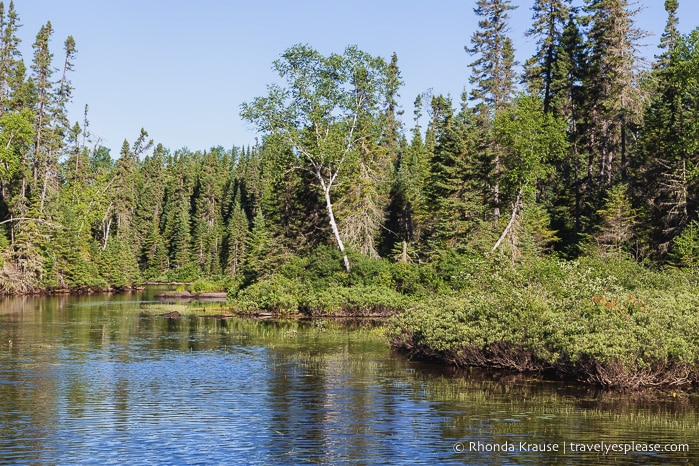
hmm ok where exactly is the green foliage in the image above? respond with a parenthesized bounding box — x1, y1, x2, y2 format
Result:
(388, 254, 699, 387)
(97, 237, 140, 287)
(467, 0, 518, 113)
(160, 263, 200, 283)
(595, 183, 637, 258)
(241, 44, 393, 272)
(299, 284, 407, 316)
(670, 220, 699, 269)
(495, 93, 567, 197)
(0, 109, 33, 179)
(233, 274, 303, 314)
(188, 277, 230, 293)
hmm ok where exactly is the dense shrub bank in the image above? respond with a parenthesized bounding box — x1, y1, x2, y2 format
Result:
(226, 246, 699, 390)
(228, 247, 410, 316)
(387, 256, 699, 390)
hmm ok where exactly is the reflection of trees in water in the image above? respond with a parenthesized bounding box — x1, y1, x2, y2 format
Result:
(2, 293, 698, 463)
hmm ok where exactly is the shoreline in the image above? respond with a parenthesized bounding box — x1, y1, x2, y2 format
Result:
(388, 337, 699, 392)
(4, 270, 699, 393)
(0, 282, 197, 297)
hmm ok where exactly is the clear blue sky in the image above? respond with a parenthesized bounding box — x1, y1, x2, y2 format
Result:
(19, 0, 699, 156)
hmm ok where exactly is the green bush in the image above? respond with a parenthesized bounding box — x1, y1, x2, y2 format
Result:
(387, 254, 699, 388)
(232, 274, 303, 313)
(189, 277, 230, 293)
(300, 284, 408, 316)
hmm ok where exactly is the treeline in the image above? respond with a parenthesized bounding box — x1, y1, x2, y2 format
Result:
(2, 0, 699, 294)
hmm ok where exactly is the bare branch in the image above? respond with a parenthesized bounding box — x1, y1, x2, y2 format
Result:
(0, 217, 60, 228)
(491, 189, 523, 253)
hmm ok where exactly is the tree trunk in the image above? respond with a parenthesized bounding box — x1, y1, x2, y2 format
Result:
(491, 188, 522, 253)
(322, 184, 350, 273)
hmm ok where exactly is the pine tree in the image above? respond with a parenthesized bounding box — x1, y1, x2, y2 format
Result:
(465, 0, 518, 224)
(161, 150, 194, 272)
(223, 196, 248, 277)
(135, 143, 166, 271)
(524, 0, 572, 114)
(466, 0, 518, 116)
(595, 183, 637, 258)
(583, 0, 646, 185)
(257, 135, 327, 252)
(243, 209, 274, 284)
(656, 0, 680, 69)
(424, 95, 486, 253)
(547, 14, 588, 246)
(30, 21, 54, 206)
(635, 29, 699, 257)
(191, 149, 225, 275)
(391, 94, 431, 254)
(0, 1, 23, 115)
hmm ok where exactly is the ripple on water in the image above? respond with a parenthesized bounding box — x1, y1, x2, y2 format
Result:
(2, 303, 699, 465)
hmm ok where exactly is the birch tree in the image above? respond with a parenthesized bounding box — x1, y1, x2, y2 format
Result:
(241, 44, 390, 272)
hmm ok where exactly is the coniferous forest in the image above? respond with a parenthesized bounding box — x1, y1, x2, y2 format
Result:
(3, 0, 699, 388)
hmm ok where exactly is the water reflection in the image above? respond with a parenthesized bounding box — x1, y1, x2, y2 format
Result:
(1, 291, 698, 464)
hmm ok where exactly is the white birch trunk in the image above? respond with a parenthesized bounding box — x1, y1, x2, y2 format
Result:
(322, 184, 350, 273)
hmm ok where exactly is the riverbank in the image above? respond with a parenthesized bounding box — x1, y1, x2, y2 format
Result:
(385, 256, 699, 391)
(4, 247, 699, 391)
(220, 250, 699, 391)
(0, 284, 144, 296)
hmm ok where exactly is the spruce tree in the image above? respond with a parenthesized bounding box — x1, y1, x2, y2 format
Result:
(466, 0, 518, 116)
(465, 0, 518, 225)
(424, 95, 486, 253)
(583, 0, 646, 185)
(0, 1, 23, 115)
(394, 94, 431, 251)
(223, 196, 248, 277)
(524, 0, 572, 114)
(656, 0, 680, 69)
(635, 29, 699, 257)
(30, 21, 54, 208)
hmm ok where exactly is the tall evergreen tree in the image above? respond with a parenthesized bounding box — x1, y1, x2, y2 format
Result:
(223, 194, 248, 277)
(192, 149, 225, 275)
(635, 29, 699, 257)
(397, 95, 431, 248)
(524, 0, 572, 114)
(30, 21, 54, 204)
(466, 0, 518, 116)
(546, 14, 588, 251)
(466, 0, 518, 225)
(424, 95, 486, 253)
(583, 0, 646, 185)
(0, 1, 23, 115)
(656, 0, 680, 69)
(135, 143, 166, 272)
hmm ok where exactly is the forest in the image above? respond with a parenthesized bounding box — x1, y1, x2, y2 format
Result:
(2, 0, 699, 387)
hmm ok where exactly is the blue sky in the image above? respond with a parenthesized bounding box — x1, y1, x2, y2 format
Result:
(19, 0, 699, 156)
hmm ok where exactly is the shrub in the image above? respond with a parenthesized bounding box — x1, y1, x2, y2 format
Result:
(300, 284, 408, 316)
(387, 254, 699, 389)
(232, 274, 304, 314)
(189, 277, 230, 293)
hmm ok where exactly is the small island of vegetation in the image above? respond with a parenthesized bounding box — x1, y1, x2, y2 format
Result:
(2, 0, 699, 390)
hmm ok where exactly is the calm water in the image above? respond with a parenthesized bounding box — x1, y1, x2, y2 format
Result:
(1, 290, 698, 465)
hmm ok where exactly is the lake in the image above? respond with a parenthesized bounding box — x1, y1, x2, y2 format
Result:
(1, 289, 697, 464)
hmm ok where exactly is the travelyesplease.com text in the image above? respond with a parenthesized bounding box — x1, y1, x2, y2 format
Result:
(453, 441, 689, 455)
